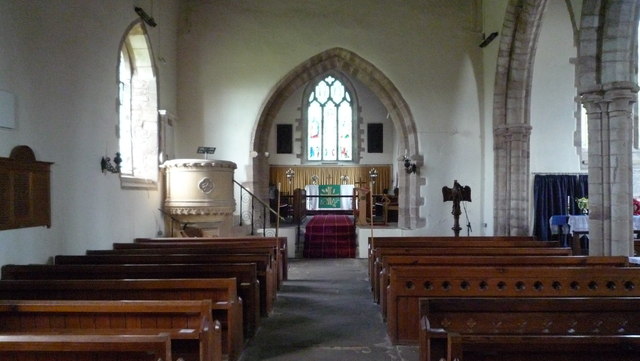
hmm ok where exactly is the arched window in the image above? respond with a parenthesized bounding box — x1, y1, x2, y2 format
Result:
(117, 22, 158, 187)
(303, 74, 357, 162)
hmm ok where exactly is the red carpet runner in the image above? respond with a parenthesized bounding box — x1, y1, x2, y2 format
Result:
(303, 215, 356, 258)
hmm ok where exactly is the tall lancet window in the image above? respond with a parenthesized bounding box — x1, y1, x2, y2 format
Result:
(306, 75, 354, 162)
(117, 22, 158, 187)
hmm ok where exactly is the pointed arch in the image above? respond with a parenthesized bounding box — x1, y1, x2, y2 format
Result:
(493, 0, 548, 235)
(251, 47, 424, 228)
(576, 0, 640, 255)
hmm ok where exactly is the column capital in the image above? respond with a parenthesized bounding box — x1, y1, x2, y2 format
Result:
(494, 123, 532, 137)
(603, 82, 639, 111)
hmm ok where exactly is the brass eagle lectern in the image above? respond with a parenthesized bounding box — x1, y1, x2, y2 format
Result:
(442, 180, 471, 237)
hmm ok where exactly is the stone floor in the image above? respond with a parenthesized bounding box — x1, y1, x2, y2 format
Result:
(239, 258, 418, 361)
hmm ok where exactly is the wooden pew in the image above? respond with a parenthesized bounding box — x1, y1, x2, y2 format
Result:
(370, 239, 567, 292)
(386, 266, 640, 345)
(105, 241, 279, 312)
(110, 241, 281, 300)
(419, 297, 640, 361)
(0, 334, 173, 361)
(55, 252, 275, 323)
(368, 236, 562, 289)
(0, 278, 243, 361)
(367, 236, 543, 282)
(1, 263, 261, 342)
(373, 246, 573, 303)
(134, 236, 288, 284)
(0, 299, 222, 361)
(80, 248, 275, 318)
(377, 255, 630, 320)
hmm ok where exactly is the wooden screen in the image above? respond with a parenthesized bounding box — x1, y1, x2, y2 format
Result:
(269, 164, 392, 195)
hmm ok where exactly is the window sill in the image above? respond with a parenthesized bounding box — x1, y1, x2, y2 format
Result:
(119, 175, 158, 190)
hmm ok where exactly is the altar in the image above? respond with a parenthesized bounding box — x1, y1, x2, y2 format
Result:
(550, 215, 640, 234)
(304, 184, 354, 210)
(549, 215, 640, 255)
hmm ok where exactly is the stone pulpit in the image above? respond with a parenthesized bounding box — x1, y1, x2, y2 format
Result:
(162, 159, 237, 236)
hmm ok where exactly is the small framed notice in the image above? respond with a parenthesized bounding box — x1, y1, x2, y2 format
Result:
(0, 90, 16, 129)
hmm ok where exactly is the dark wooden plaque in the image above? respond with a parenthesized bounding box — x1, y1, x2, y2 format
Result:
(276, 124, 293, 154)
(0, 145, 52, 230)
(367, 123, 383, 153)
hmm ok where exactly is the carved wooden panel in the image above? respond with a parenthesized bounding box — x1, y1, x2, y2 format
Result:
(0, 146, 52, 230)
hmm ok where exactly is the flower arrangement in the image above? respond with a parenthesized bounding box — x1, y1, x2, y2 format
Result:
(576, 197, 589, 215)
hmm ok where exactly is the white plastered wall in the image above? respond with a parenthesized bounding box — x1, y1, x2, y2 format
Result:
(530, 0, 583, 174)
(177, 0, 488, 235)
(0, 0, 179, 265)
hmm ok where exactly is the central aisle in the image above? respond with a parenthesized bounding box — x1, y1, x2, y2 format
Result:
(240, 258, 418, 361)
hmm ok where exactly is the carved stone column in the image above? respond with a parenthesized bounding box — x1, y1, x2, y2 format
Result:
(582, 83, 637, 256)
(493, 123, 532, 236)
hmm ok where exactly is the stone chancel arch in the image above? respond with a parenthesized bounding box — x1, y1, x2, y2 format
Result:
(577, 0, 640, 256)
(251, 47, 424, 229)
(493, 0, 547, 236)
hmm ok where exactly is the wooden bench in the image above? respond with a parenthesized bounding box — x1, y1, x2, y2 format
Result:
(386, 266, 640, 345)
(1, 263, 261, 342)
(134, 236, 289, 282)
(130, 239, 282, 289)
(0, 299, 222, 361)
(373, 246, 573, 303)
(0, 334, 173, 361)
(419, 297, 640, 361)
(367, 236, 543, 282)
(108, 241, 280, 300)
(376, 255, 630, 312)
(371, 241, 570, 299)
(0, 278, 243, 361)
(55, 252, 275, 323)
(80, 248, 275, 318)
(368, 237, 563, 290)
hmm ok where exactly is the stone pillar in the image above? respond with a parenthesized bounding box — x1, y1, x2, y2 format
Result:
(582, 83, 637, 256)
(493, 123, 532, 236)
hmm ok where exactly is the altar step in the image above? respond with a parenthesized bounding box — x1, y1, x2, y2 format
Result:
(303, 215, 356, 258)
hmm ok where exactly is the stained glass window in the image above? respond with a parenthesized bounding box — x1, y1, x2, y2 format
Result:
(306, 76, 353, 161)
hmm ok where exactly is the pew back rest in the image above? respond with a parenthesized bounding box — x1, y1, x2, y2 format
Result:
(377, 247, 572, 259)
(369, 236, 538, 251)
(375, 255, 630, 314)
(392, 266, 640, 298)
(0, 299, 219, 361)
(422, 297, 640, 335)
(54, 253, 275, 313)
(0, 334, 172, 361)
(387, 266, 640, 345)
(420, 297, 640, 361)
(377, 256, 630, 295)
(1, 263, 260, 339)
(0, 278, 243, 360)
(373, 246, 573, 288)
(132, 235, 289, 282)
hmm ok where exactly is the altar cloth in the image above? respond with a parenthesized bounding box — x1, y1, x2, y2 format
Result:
(305, 184, 354, 210)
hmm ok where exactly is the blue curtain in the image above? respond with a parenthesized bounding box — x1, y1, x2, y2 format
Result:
(533, 174, 588, 241)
